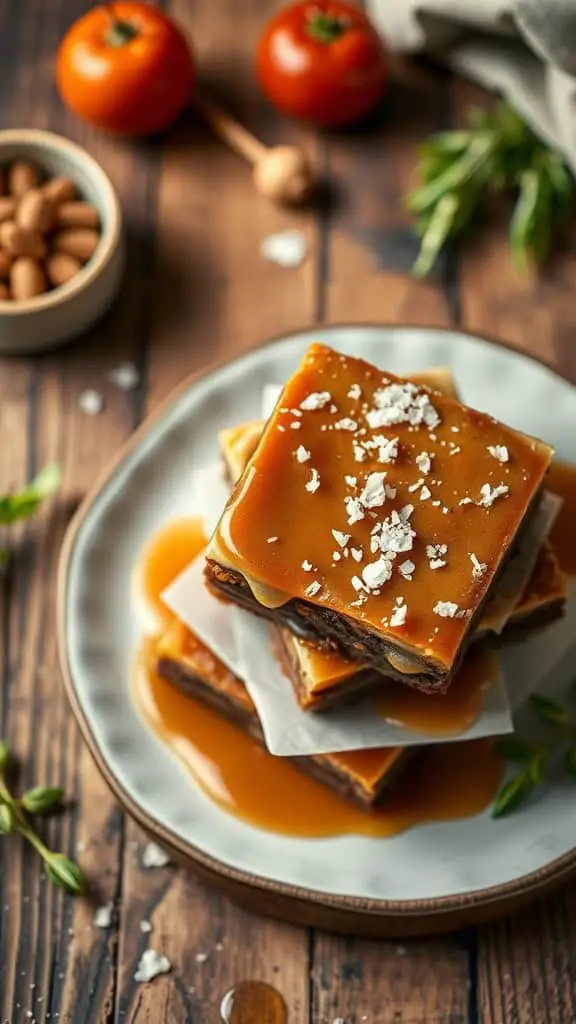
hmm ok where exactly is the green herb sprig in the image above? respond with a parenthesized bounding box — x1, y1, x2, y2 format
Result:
(0, 462, 61, 564)
(408, 102, 576, 277)
(0, 741, 85, 894)
(492, 691, 576, 819)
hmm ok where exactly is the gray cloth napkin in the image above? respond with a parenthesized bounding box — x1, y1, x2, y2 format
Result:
(367, 0, 576, 171)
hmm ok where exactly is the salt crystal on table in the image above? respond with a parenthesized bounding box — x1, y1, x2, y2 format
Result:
(108, 361, 139, 391)
(134, 949, 171, 983)
(78, 389, 104, 416)
(140, 920, 152, 934)
(260, 229, 307, 268)
(94, 902, 113, 929)
(195, 952, 209, 963)
(141, 842, 170, 868)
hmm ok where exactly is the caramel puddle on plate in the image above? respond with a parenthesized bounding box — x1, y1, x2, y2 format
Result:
(375, 645, 497, 737)
(547, 461, 576, 576)
(220, 981, 287, 1024)
(132, 518, 503, 839)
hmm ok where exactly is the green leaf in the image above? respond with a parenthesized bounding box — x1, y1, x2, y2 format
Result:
(0, 462, 61, 526)
(494, 736, 534, 762)
(417, 131, 474, 158)
(21, 785, 63, 815)
(565, 745, 576, 776)
(529, 692, 570, 727)
(0, 741, 10, 772)
(408, 134, 495, 215)
(492, 772, 533, 819)
(412, 193, 460, 277)
(45, 853, 86, 895)
(528, 748, 548, 786)
(509, 168, 541, 272)
(0, 802, 15, 833)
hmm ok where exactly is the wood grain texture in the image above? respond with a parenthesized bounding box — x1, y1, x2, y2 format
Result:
(2, 0, 576, 1021)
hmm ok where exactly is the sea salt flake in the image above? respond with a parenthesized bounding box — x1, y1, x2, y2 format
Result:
(478, 483, 509, 508)
(459, 497, 473, 506)
(433, 601, 459, 618)
(372, 436, 399, 464)
(335, 418, 357, 431)
(353, 443, 367, 462)
(267, 536, 278, 544)
(94, 902, 113, 929)
(449, 446, 461, 456)
(348, 384, 362, 399)
(306, 468, 320, 493)
(385, 484, 397, 499)
(195, 952, 209, 964)
(408, 478, 425, 493)
(78, 389, 103, 416)
(367, 382, 441, 430)
(420, 485, 432, 500)
(261, 229, 307, 267)
(302, 560, 313, 571)
(399, 559, 415, 580)
(487, 444, 509, 463)
(290, 421, 301, 430)
(470, 553, 487, 579)
(416, 451, 432, 474)
(351, 575, 367, 592)
(379, 508, 416, 554)
(362, 556, 393, 589)
(305, 580, 321, 598)
(345, 496, 365, 525)
(108, 361, 139, 391)
(300, 391, 331, 411)
(295, 445, 311, 463)
(390, 601, 407, 627)
(142, 843, 170, 869)
(134, 949, 171, 983)
(345, 475, 357, 487)
(451, 426, 460, 433)
(360, 471, 388, 509)
(332, 551, 341, 562)
(351, 547, 363, 562)
(332, 529, 350, 547)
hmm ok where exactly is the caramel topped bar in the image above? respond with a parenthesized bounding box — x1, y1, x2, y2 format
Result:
(207, 344, 553, 688)
(156, 619, 407, 807)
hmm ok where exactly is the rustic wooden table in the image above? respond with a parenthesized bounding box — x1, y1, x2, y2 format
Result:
(2, 2, 576, 1022)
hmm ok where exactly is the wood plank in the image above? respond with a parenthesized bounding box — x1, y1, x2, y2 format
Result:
(115, 0, 314, 1021)
(0, 1, 160, 1020)
(313, 54, 470, 1024)
(451, 75, 576, 1024)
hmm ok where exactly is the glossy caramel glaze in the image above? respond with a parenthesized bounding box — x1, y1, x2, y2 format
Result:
(376, 645, 499, 737)
(134, 640, 502, 837)
(547, 461, 576, 576)
(210, 344, 553, 673)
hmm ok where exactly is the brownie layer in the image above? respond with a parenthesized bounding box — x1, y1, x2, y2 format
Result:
(157, 655, 410, 808)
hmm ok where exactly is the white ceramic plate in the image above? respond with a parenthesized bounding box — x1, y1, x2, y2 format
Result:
(59, 325, 576, 935)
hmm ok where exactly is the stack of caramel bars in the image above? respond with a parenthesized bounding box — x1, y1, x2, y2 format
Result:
(156, 344, 567, 810)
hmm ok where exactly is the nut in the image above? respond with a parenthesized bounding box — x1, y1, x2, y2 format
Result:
(45, 252, 82, 288)
(9, 161, 41, 197)
(16, 188, 54, 233)
(0, 197, 17, 224)
(10, 257, 47, 300)
(0, 250, 12, 279)
(52, 227, 99, 263)
(0, 221, 47, 260)
(42, 176, 77, 204)
(55, 202, 100, 230)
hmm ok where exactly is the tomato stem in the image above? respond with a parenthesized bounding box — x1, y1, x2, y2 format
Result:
(103, 4, 139, 47)
(305, 10, 350, 44)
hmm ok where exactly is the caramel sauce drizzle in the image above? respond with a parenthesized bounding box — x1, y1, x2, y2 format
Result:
(132, 517, 503, 839)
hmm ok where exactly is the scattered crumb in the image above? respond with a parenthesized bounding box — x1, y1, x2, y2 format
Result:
(94, 902, 113, 929)
(260, 229, 307, 268)
(141, 842, 170, 869)
(78, 389, 104, 416)
(108, 361, 139, 391)
(134, 949, 172, 983)
(140, 920, 152, 934)
(195, 952, 209, 964)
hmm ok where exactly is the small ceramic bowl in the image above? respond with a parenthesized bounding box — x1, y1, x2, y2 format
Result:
(0, 129, 125, 355)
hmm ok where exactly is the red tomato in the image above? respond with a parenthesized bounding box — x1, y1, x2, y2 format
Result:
(256, 0, 388, 127)
(56, 3, 195, 137)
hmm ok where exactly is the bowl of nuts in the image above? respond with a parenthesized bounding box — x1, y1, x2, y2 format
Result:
(0, 129, 125, 354)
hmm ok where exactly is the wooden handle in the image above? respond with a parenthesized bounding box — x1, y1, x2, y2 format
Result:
(195, 90, 267, 166)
